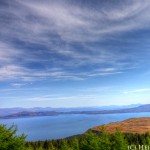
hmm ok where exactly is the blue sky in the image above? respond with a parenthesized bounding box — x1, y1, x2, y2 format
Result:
(0, 0, 150, 108)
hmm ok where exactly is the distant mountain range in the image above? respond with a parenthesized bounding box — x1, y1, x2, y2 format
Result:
(0, 104, 149, 119)
(0, 104, 141, 116)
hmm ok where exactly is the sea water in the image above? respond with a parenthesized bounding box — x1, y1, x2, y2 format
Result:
(0, 112, 150, 141)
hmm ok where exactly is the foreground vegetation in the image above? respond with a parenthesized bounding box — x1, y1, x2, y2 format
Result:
(1, 124, 150, 150)
(0, 124, 26, 150)
(26, 131, 150, 150)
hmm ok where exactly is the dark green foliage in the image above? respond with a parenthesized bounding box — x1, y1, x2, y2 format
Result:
(26, 130, 150, 150)
(110, 130, 128, 150)
(0, 124, 26, 150)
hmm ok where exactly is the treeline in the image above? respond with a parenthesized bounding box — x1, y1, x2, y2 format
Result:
(1, 124, 150, 150)
(26, 130, 150, 150)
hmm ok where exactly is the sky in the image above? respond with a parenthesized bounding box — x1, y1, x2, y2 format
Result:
(0, 0, 150, 108)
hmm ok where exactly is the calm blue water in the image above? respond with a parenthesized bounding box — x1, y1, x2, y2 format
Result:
(0, 112, 150, 141)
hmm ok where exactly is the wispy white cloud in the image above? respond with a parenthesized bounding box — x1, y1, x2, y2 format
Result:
(123, 88, 150, 94)
(87, 71, 123, 77)
(2, 0, 150, 44)
(10, 83, 30, 88)
(0, 64, 123, 81)
(12, 0, 150, 42)
(0, 65, 28, 80)
(0, 42, 23, 65)
(25, 94, 98, 102)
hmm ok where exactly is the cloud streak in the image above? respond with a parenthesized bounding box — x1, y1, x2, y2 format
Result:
(123, 88, 150, 94)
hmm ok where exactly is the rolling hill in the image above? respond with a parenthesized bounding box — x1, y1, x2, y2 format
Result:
(91, 117, 150, 134)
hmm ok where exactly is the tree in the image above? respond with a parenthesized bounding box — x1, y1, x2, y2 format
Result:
(60, 140, 73, 150)
(97, 127, 111, 150)
(80, 131, 100, 150)
(0, 124, 26, 150)
(69, 138, 80, 150)
(111, 128, 128, 150)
